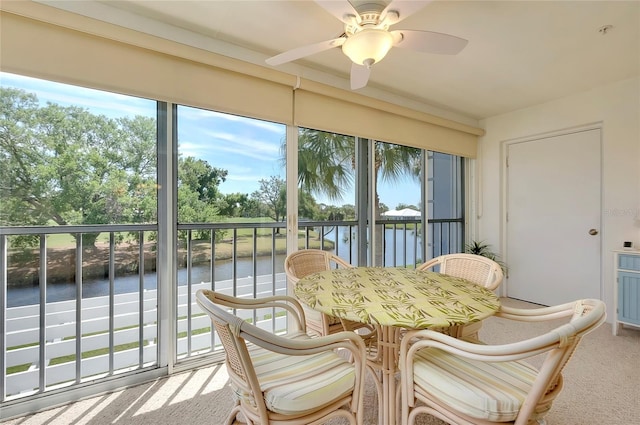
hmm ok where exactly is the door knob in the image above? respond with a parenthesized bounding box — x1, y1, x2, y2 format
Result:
(588, 229, 599, 236)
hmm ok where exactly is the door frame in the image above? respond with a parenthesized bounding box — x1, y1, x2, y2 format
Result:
(500, 122, 604, 301)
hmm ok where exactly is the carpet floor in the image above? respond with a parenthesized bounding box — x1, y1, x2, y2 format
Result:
(4, 298, 639, 425)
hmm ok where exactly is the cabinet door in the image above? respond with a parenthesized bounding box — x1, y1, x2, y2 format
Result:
(618, 254, 640, 270)
(618, 271, 640, 325)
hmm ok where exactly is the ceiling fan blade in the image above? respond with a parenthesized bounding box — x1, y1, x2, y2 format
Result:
(350, 63, 371, 90)
(381, 1, 432, 25)
(266, 37, 346, 66)
(314, 0, 360, 25)
(391, 30, 468, 55)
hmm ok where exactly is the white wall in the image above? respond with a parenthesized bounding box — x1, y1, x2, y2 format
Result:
(477, 76, 640, 319)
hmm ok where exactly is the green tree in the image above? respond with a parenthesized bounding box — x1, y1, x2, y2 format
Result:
(177, 156, 228, 241)
(293, 128, 422, 261)
(240, 197, 263, 218)
(396, 203, 419, 211)
(251, 176, 286, 224)
(0, 87, 157, 247)
(178, 156, 227, 203)
(295, 129, 421, 208)
(216, 192, 250, 217)
(0, 88, 41, 227)
(372, 142, 422, 212)
(338, 204, 356, 220)
(294, 130, 355, 201)
(298, 188, 320, 220)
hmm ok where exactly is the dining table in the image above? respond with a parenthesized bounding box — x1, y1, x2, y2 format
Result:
(294, 266, 501, 425)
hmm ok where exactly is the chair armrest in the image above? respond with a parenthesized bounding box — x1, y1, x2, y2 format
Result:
(331, 254, 354, 269)
(400, 299, 605, 363)
(400, 328, 558, 363)
(416, 257, 440, 271)
(495, 301, 576, 322)
(241, 325, 366, 362)
(496, 298, 605, 323)
(203, 291, 307, 332)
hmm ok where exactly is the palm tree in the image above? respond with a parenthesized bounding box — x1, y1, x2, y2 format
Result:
(289, 128, 422, 263)
(295, 130, 355, 201)
(371, 141, 422, 216)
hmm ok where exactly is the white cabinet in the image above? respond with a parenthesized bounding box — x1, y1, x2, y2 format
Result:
(613, 250, 640, 335)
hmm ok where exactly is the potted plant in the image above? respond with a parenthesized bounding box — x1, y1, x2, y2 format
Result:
(465, 240, 507, 274)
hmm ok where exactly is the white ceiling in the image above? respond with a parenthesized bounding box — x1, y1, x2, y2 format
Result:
(38, 0, 640, 122)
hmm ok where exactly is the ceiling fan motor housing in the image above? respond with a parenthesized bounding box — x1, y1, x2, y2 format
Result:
(345, 2, 397, 36)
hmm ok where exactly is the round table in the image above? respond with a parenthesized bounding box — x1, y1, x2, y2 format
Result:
(294, 266, 501, 425)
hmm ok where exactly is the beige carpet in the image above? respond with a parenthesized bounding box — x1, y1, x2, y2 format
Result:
(4, 298, 640, 425)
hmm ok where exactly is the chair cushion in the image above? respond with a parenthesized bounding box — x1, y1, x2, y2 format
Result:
(236, 332, 355, 415)
(412, 347, 539, 422)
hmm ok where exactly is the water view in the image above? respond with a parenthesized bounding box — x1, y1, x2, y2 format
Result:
(6, 227, 422, 307)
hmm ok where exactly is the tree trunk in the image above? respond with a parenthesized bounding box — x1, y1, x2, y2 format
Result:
(73, 232, 99, 248)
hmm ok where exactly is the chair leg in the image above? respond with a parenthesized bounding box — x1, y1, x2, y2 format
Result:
(395, 377, 402, 425)
(226, 403, 243, 425)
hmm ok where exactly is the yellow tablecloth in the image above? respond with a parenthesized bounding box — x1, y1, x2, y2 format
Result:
(294, 267, 500, 329)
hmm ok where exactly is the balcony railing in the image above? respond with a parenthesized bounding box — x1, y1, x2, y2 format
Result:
(1, 217, 462, 404)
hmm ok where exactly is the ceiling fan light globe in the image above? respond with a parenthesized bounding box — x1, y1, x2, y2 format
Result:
(342, 28, 393, 66)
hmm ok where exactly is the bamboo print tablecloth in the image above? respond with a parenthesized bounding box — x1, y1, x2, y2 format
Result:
(294, 267, 500, 329)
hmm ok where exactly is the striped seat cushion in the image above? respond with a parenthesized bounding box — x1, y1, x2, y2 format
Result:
(235, 332, 355, 415)
(412, 347, 539, 422)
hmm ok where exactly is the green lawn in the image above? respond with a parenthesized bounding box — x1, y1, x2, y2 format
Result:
(7, 218, 334, 282)
(45, 232, 112, 248)
(42, 217, 290, 249)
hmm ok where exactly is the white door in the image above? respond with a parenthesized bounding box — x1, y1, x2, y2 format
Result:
(506, 128, 601, 306)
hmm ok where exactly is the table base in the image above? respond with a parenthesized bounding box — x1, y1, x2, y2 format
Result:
(366, 325, 401, 425)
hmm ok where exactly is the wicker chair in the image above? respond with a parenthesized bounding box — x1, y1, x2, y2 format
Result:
(195, 289, 367, 425)
(284, 249, 372, 337)
(399, 299, 606, 425)
(417, 253, 504, 338)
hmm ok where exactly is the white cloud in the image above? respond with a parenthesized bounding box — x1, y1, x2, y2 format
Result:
(209, 112, 284, 134)
(178, 105, 284, 134)
(202, 131, 282, 160)
(2, 72, 155, 118)
(177, 140, 208, 158)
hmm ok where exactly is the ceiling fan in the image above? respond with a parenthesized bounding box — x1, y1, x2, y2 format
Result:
(265, 0, 468, 90)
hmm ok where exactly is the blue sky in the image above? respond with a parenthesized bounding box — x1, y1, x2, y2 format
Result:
(1, 72, 419, 209)
(176, 105, 286, 196)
